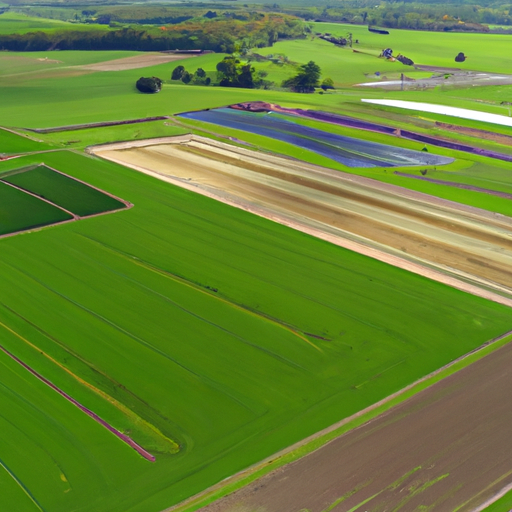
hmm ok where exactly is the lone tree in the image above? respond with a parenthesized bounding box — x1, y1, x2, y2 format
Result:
(171, 65, 185, 80)
(282, 61, 321, 93)
(136, 76, 162, 93)
(321, 77, 334, 91)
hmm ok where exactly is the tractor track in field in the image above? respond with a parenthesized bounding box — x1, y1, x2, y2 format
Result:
(0, 342, 155, 462)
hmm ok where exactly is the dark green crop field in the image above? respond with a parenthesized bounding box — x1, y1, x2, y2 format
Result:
(2, 165, 127, 216)
(0, 180, 72, 235)
(0, 143, 510, 512)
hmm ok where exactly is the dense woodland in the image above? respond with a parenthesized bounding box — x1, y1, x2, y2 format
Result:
(0, 12, 307, 51)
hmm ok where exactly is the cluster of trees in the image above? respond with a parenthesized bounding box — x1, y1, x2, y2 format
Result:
(136, 76, 162, 93)
(0, 13, 307, 52)
(171, 65, 211, 86)
(171, 56, 272, 89)
(169, 57, 331, 93)
(282, 61, 321, 93)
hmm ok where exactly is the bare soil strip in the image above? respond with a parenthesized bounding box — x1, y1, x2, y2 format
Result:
(197, 334, 512, 512)
(76, 52, 192, 72)
(90, 135, 512, 305)
(0, 342, 155, 462)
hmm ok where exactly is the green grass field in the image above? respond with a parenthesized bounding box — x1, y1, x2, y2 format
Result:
(0, 12, 113, 35)
(0, 140, 510, 511)
(1, 165, 127, 216)
(2, 31, 512, 512)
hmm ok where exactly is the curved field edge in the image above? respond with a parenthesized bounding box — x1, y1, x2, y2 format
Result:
(167, 331, 512, 512)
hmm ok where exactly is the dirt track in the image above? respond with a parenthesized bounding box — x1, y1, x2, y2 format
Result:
(91, 136, 512, 305)
(198, 336, 512, 512)
(77, 53, 191, 72)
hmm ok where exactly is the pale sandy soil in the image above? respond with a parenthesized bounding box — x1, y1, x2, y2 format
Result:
(91, 135, 512, 306)
(78, 53, 192, 72)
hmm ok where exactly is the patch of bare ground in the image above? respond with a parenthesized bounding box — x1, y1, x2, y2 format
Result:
(197, 337, 512, 512)
(77, 52, 193, 72)
(90, 135, 512, 306)
(436, 121, 512, 145)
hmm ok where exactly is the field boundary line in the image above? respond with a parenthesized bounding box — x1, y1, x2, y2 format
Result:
(0, 161, 133, 240)
(165, 329, 512, 512)
(469, 480, 512, 512)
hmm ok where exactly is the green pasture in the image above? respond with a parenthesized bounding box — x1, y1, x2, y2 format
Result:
(0, 139, 510, 511)
(256, 37, 407, 87)
(1, 164, 127, 216)
(0, 12, 78, 35)
(0, 341, 148, 512)
(3, 44, 512, 134)
(0, 12, 113, 35)
(0, 180, 72, 235)
(0, 127, 51, 154)
(2, 34, 512, 511)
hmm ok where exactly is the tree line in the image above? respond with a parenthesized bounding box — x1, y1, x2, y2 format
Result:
(0, 13, 307, 52)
